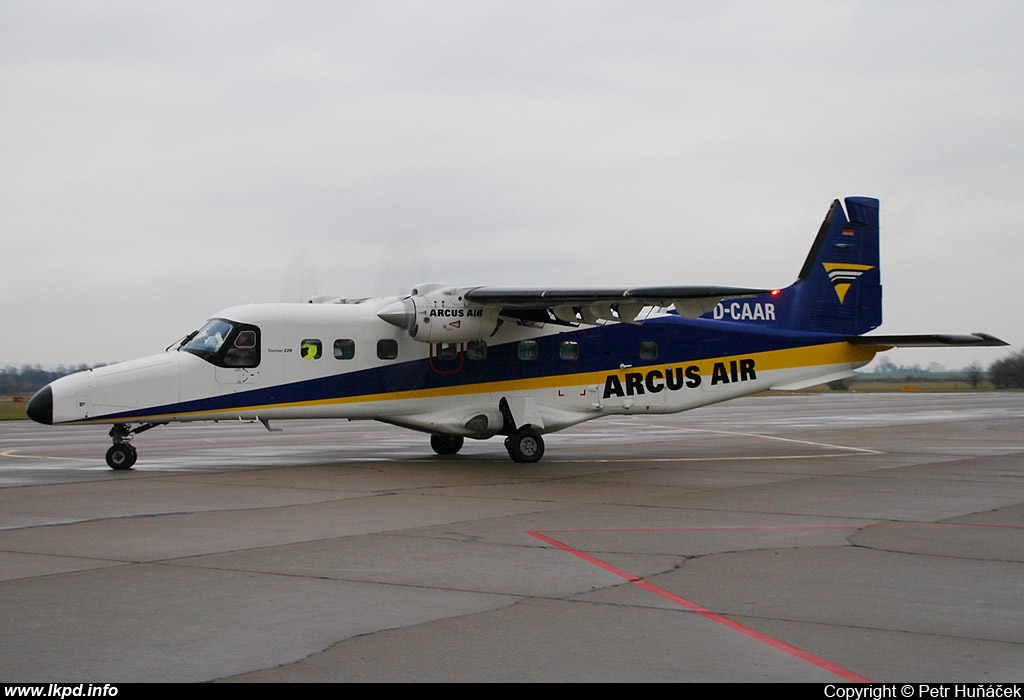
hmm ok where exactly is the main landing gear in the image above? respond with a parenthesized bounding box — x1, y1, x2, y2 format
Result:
(498, 396, 544, 463)
(428, 396, 546, 463)
(430, 433, 465, 455)
(504, 427, 544, 463)
(105, 423, 162, 470)
(428, 429, 548, 462)
(428, 396, 547, 463)
(428, 428, 545, 463)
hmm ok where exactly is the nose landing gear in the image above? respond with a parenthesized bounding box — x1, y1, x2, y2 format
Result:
(105, 442, 138, 470)
(105, 423, 163, 470)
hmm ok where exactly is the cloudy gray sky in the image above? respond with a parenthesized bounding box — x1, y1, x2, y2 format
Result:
(2, 1, 1021, 370)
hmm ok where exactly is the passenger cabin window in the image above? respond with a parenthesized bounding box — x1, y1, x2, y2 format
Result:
(436, 343, 459, 361)
(301, 339, 322, 360)
(518, 340, 539, 361)
(559, 341, 579, 361)
(639, 341, 658, 361)
(467, 339, 487, 360)
(377, 339, 398, 360)
(181, 318, 261, 369)
(334, 339, 355, 360)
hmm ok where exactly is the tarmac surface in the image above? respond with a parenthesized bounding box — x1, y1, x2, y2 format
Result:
(1, 392, 1023, 682)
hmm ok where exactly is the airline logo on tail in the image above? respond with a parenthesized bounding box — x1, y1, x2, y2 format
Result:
(822, 263, 875, 303)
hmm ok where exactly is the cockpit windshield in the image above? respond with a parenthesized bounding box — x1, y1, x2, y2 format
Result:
(181, 318, 260, 368)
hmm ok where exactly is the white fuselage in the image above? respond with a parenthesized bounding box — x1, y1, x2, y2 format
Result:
(43, 297, 875, 440)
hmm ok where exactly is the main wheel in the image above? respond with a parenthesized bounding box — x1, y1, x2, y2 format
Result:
(105, 444, 137, 470)
(430, 433, 465, 456)
(506, 428, 544, 463)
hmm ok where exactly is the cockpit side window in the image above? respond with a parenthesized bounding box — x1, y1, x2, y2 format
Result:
(224, 330, 260, 367)
(182, 318, 261, 368)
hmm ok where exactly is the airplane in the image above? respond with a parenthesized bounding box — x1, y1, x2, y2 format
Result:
(26, 197, 1006, 469)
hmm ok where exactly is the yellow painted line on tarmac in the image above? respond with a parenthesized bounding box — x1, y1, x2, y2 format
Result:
(542, 427, 884, 462)
(1, 450, 94, 463)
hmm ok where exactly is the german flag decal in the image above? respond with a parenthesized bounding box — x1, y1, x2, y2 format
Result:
(822, 263, 874, 303)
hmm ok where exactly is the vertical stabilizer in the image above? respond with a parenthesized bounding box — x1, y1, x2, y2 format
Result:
(776, 197, 882, 335)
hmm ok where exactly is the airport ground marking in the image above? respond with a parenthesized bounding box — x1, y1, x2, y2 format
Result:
(544, 428, 884, 463)
(683, 428, 885, 454)
(528, 522, 1024, 679)
(527, 525, 887, 683)
(0, 450, 94, 463)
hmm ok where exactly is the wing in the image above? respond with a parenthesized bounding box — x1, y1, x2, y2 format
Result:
(463, 285, 771, 324)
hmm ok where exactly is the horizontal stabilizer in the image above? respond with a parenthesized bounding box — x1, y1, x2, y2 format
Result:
(848, 333, 1007, 348)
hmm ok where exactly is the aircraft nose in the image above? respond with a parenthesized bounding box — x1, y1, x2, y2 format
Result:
(27, 385, 53, 425)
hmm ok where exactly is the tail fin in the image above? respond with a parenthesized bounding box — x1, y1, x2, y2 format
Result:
(774, 196, 882, 335)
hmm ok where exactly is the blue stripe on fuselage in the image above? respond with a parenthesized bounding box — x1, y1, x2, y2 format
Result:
(83, 315, 846, 422)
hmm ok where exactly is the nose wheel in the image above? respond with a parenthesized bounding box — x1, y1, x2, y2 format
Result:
(106, 443, 138, 470)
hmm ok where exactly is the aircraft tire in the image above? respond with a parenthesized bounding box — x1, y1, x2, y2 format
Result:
(506, 428, 544, 463)
(430, 433, 464, 456)
(106, 444, 137, 470)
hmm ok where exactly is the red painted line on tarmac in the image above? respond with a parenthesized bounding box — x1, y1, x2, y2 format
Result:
(529, 523, 1023, 678)
(527, 526, 884, 682)
(529, 530, 644, 582)
(534, 523, 1024, 534)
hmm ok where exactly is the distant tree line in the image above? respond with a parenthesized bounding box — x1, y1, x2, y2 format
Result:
(0, 365, 104, 395)
(850, 353, 1024, 390)
(988, 350, 1024, 389)
(859, 358, 986, 386)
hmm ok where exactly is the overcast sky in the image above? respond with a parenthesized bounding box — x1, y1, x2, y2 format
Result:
(2, 1, 1021, 370)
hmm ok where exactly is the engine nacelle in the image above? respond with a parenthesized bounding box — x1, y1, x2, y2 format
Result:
(378, 285, 501, 343)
